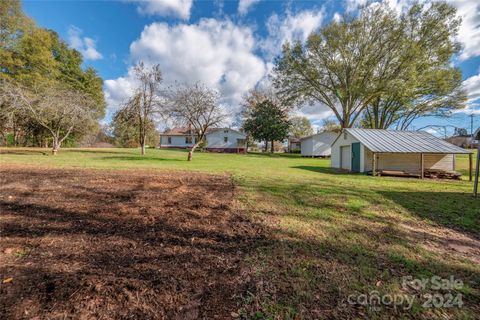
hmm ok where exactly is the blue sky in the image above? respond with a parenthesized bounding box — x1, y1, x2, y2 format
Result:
(23, 0, 480, 135)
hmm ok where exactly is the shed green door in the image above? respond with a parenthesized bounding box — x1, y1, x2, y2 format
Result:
(351, 142, 361, 172)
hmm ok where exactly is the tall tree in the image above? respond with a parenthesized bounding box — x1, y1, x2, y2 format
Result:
(116, 62, 163, 155)
(240, 88, 290, 151)
(244, 99, 290, 153)
(111, 106, 159, 148)
(0, 0, 105, 147)
(1, 80, 97, 154)
(273, 2, 464, 129)
(361, 2, 465, 129)
(168, 83, 225, 161)
(289, 116, 313, 138)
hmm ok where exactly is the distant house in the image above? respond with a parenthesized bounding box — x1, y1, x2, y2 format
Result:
(300, 131, 338, 157)
(331, 128, 473, 178)
(287, 137, 301, 153)
(446, 134, 478, 149)
(159, 127, 246, 153)
(159, 127, 197, 149)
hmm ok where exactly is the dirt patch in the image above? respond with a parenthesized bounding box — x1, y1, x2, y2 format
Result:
(0, 166, 264, 319)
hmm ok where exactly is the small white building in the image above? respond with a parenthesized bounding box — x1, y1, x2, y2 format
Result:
(204, 128, 246, 153)
(300, 131, 339, 157)
(331, 128, 472, 178)
(160, 127, 246, 153)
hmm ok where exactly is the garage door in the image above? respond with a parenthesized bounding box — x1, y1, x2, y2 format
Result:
(340, 145, 351, 170)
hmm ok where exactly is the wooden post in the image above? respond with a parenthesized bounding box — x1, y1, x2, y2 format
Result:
(474, 145, 479, 197)
(420, 153, 424, 179)
(469, 153, 473, 182)
(372, 152, 377, 177)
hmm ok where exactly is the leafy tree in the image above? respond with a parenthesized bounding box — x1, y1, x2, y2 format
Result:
(321, 119, 341, 132)
(289, 116, 313, 138)
(240, 88, 290, 151)
(111, 106, 159, 148)
(361, 2, 465, 129)
(1, 80, 97, 154)
(244, 99, 290, 153)
(168, 83, 225, 161)
(117, 62, 163, 155)
(273, 2, 465, 129)
(0, 0, 106, 147)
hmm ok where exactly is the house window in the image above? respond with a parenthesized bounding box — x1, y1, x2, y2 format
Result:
(186, 136, 192, 144)
(167, 137, 172, 144)
(224, 136, 228, 143)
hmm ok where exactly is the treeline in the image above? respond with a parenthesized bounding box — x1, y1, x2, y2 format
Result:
(0, 0, 105, 153)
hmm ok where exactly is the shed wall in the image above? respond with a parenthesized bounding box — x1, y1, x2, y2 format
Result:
(160, 135, 194, 148)
(364, 150, 454, 173)
(301, 138, 314, 156)
(206, 129, 245, 149)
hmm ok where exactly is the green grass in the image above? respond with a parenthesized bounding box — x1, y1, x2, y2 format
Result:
(1, 147, 479, 319)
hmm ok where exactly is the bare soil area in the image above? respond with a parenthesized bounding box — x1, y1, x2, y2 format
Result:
(0, 166, 264, 319)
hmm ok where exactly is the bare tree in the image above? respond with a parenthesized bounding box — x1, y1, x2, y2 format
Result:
(168, 83, 225, 161)
(121, 62, 163, 155)
(1, 80, 96, 154)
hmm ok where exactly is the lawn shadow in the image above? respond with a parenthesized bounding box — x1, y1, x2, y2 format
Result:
(378, 191, 480, 235)
(100, 156, 184, 162)
(0, 149, 49, 156)
(64, 149, 127, 155)
(291, 165, 348, 175)
(246, 152, 301, 159)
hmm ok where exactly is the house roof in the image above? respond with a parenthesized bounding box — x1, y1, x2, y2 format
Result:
(344, 128, 471, 154)
(300, 131, 339, 141)
(206, 128, 246, 137)
(161, 127, 246, 138)
(162, 127, 193, 136)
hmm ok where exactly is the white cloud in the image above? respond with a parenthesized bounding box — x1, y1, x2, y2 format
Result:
(346, 0, 368, 12)
(262, 9, 325, 60)
(332, 12, 342, 22)
(450, 0, 480, 61)
(238, 0, 260, 15)
(453, 73, 480, 115)
(463, 73, 480, 103)
(131, 0, 192, 19)
(296, 103, 334, 122)
(104, 18, 266, 121)
(67, 26, 102, 60)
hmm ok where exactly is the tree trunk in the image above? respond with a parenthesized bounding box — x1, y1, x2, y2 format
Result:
(141, 143, 146, 155)
(270, 140, 274, 153)
(188, 142, 199, 161)
(264, 140, 268, 152)
(52, 136, 60, 155)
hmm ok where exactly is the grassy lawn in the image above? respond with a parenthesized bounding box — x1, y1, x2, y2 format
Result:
(1, 147, 479, 319)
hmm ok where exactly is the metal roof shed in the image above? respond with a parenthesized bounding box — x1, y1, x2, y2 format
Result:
(331, 129, 473, 179)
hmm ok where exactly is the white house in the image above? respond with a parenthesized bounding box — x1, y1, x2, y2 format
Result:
(300, 131, 339, 157)
(159, 127, 197, 149)
(160, 127, 246, 153)
(331, 128, 473, 178)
